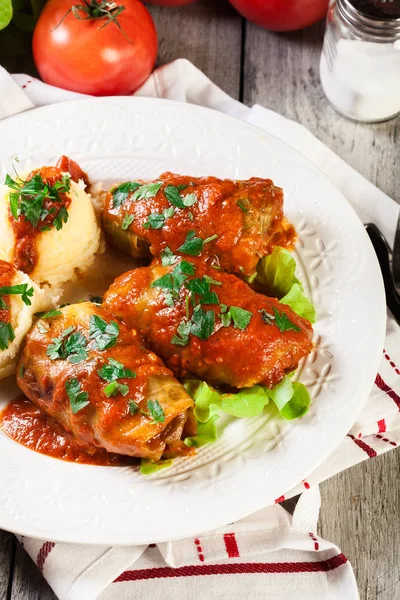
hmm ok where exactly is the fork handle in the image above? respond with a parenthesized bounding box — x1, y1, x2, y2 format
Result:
(366, 224, 400, 326)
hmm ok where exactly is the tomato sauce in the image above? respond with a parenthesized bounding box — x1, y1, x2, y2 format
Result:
(104, 172, 296, 278)
(9, 156, 88, 274)
(0, 261, 16, 326)
(0, 396, 136, 466)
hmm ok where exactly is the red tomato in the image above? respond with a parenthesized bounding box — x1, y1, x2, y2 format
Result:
(146, 0, 196, 4)
(228, 0, 328, 31)
(33, 0, 158, 95)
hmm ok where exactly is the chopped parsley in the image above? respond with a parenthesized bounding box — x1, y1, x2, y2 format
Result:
(6, 172, 71, 230)
(177, 231, 218, 257)
(190, 306, 215, 340)
(171, 319, 191, 346)
(103, 381, 130, 398)
(185, 276, 219, 305)
(132, 182, 162, 202)
(258, 307, 301, 332)
(34, 309, 62, 319)
(128, 399, 139, 415)
(65, 378, 90, 414)
(160, 247, 177, 266)
(220, 305, 253, 330)
(0, 322, 15, 351)
(121, 214, 135, 230)
(37, 321, 49, 334)
(273, 308, 301, 333)
(111, 181, 141, 208)
(143, 207, 175, 230)
(0, 284, 34, 309)
(89, 315, 119, 350)
(46, 326, 89, 364)
(141, 399, 165, 424)
(236, 199, 249, 213)
(151, 261, 196, 304)
(98, 357, 136, 396)
(164, 185, 198, 209)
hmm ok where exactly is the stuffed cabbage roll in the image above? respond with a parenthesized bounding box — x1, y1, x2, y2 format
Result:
(103, 172, 295, 277)
(16, 302, 195, 461)
(103, 257, 313, 389)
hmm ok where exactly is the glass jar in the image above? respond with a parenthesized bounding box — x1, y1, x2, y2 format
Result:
(320, 0, 400, 122)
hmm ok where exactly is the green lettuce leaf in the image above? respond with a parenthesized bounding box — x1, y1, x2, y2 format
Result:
(185, 415, 219, 447)
(254, 247, 315, 322)
(280, 283, 316, 323)
(184, 380, 222, 423)
(140, 458, 173, 475)
(256, 247, 299, 297)
(268, 376, 311, 420)
(220, 386, 270, 418)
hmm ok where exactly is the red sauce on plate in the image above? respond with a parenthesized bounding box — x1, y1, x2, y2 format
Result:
(0, 396, 136, 466)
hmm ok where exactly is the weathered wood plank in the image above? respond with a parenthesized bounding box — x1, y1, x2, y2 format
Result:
(10, 542, 56, 600)
(0, 530, 14, 600)
(320, 450, 400, 600)
(243, 20, 399, 202)
(147, 0, 243, 100)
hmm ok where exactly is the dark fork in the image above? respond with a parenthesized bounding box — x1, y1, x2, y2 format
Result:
(365, 223, 400, 325)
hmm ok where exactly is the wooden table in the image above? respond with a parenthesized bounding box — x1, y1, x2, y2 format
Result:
(0, 1, 399, 598)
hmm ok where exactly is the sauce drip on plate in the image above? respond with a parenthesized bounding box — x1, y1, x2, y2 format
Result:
(0, 396, 136, 466)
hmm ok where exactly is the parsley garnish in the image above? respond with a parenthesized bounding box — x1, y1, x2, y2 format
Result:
(258, 309, 275, 325)
(164, 185, 198, 209)
(65, 378, 90, 414)
(151, 261, 196, 304)
(0, 284, 34, 309)
(98, 357, 136, 399)
(89, 315, 119, 350)
(273, 308, 301, 333)
(34, 309, 62, 319)
(161, 247, 177, 266)
(46, 326, 89, 364)
(142, 399, 165, 424)
(236, 199, 249, 213)
(143, 207, 174, 230)
(0, 322, 15, 351)
(128, 399, 138, 415)
(185, 276, 220, 305)
(37, 321, 48, 334)
(190, 306, 215, 340)
(171, 319, 191, 346)
(111, 181, 142, 208)
(177, 231, 218, 257)
(6, 172, 71, 229)
(132, 182, 162, 202)
(220, 305, 253, 330)
(121, 214, 135, 230)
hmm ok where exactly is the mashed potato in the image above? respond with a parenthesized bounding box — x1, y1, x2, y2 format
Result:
(0, 266, 49, 379)
(0, 176, 101, 287)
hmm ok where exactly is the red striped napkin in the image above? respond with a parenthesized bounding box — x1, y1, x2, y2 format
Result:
(1, 59, 399, 600)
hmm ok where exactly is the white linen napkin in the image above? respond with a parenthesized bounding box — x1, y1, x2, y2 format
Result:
(1, 58, 399, 600)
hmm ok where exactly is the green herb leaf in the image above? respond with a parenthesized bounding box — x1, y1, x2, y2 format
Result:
(229, 306, 253, 330)
(164, 184, 185, 208)
(177, 230, 204, 256)
(182, 193, 197, 207)
(160, 247, 177, 266)
(220, 311, 232, 327)
(258, 309, 275, 325)
(34, 309, 62, 319)
(273, 307, 301, 333)
(46, 326, 89, 364)
(204, 275, 222, 286)
(0, 321, 15, 351)
(53, 205, 69, 231)
(171, 319, 191, 346)
(104, 381, 129, 398)
(147, 399, 165, 423)
(111, 181, 141, 208)
(98, 357, 136, 382)
(190, 306, 215, 341)
(143, 212, 166, 229)
(0, 283, 34, 306)
(65, 378, 90, 414)
(89, 315, 119, 350)
(236, 199, 249, 213)
(121, 214, 135, 230)
(37, 322, 48, 334)
(128, 399, 138, 415)
(132, 182, 162, 202)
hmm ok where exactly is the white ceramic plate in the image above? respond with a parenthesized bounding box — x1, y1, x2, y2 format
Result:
(0, 98, 385, 545)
